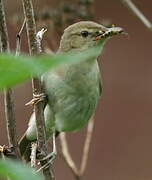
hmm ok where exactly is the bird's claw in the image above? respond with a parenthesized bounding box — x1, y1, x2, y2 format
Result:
(25, 93, 46, 106)
(37, 133, 57, 172)
(37, 152, 57, 172)
(41, 151, 57, 162)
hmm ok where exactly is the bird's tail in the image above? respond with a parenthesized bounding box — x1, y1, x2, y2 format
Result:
(19, 133, 32, 162)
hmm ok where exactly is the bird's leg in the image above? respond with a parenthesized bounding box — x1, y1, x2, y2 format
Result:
(37, 132, 57, 172)
(42, 132, 57, 162)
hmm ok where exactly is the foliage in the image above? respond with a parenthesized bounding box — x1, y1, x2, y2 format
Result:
(0, 45, 102, 90)
(0, 159, 43, 180)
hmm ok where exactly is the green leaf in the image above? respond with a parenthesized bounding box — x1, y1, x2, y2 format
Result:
(0, 44, 103, 90)
(0, 159, 43, 180)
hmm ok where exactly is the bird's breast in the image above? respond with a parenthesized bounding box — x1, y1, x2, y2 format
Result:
(44, 60, 101, 131)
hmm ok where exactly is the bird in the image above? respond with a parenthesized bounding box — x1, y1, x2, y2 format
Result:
(19, 21, 123, 159)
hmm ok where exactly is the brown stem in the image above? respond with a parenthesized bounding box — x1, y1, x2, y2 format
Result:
(0, 0, 20, 158)
(0, 0, 9, 51)
(60, 133, 80, 178)
(16, 18, 26, 56)
(60, 117, 95, 180)
(80, 117, 94, 176)
(31, 142, 37, 168)
(121, 0, 152, 31)
(22, 0, 52, 179)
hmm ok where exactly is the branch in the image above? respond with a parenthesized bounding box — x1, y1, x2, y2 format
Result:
(59, 133, 80, 178)
(22, 0, 52, 179)
(80, 116, 94, 176)
(60, 117, 95, 180)
(0, 0, 20, 158)
(121, 0, 152, 31)
(16, 18, 26, 56)
(0, 0, 9, 51)
(31, 142, 37, 168)
(36, 28, 47, 53)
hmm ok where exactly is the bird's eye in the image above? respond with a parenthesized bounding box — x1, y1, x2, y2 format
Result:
(95, 31, 100, 35)
(81, 31, 89, 38)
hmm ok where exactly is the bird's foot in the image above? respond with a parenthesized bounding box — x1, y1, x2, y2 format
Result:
(25, 93, 46, 106)
(37, 151, 57, 171)
(37, 133, 57, 172)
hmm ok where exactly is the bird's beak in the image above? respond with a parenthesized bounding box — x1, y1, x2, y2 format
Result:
(94, 26, 125, 41)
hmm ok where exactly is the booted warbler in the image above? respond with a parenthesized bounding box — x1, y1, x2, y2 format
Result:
(19, 21, 123, 157)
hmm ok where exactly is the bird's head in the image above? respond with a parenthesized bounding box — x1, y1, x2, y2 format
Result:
(59, 21, 124, 52)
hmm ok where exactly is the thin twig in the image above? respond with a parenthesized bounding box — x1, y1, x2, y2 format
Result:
(36, 28, 47, 54)
(16, 18, 26, 56)
(121, 0, 152, 31)
(0, 0, 20, 158)
(18, 18, 26, 36)
(60, 117, 95, 179)
(22, 0, 52, 179)
(0, 0, 9, 51)
(60, 133, 80, 178)
(31, 142, 37, 168)
(80, 117, 95, 176)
